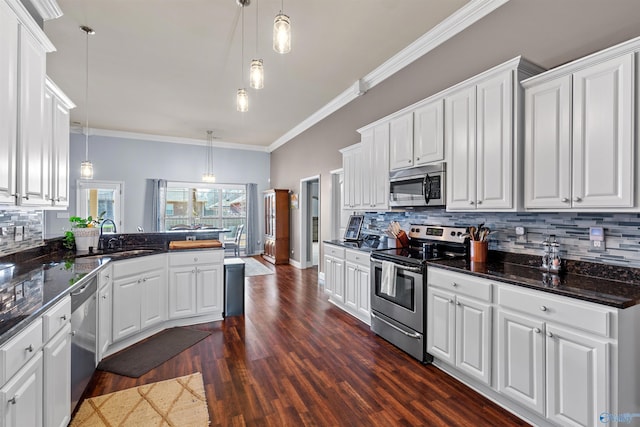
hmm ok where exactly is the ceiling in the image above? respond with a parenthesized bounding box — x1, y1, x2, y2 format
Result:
(43, 0, 471, 150)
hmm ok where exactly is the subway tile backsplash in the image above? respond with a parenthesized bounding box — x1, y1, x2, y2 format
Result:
(362, 209, 640, 268)
(0, 210, 44, 256)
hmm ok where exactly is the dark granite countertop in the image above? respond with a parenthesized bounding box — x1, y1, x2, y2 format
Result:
(427, 252, 640, 309)
(324, 237, 393, 252)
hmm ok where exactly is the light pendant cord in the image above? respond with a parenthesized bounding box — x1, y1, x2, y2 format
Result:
(84, 27, 90, 161)
(241, 5, 244, 84)
(255, 0, 258, 54)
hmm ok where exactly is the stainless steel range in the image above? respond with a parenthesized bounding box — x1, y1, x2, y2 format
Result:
(370, 225, 467, 362)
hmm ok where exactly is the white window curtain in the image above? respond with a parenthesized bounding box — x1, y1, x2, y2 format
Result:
(152, 179, 167, 232)
(245, 183, 259, 255)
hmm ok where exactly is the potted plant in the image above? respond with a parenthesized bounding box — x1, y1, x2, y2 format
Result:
(64, 211, 105, 252)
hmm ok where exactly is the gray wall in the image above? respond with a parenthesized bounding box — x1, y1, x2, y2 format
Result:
(45, 133, 270, 238)
(270, 0, 640, 268)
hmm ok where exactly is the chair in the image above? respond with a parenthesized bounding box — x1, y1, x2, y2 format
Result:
(224, 224, 244, 257)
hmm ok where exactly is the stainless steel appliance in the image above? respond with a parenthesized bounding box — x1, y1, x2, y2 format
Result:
(370, 225, 467, 362)
(70, 274, 98, 413)
(389, 164, 446, 208)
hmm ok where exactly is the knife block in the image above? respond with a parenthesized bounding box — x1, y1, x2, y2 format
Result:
(395, 230, 409, 248)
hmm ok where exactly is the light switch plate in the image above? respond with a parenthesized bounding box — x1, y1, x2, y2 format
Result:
(515, 226, 527, 243)
(14, 226, 24, 242)
(589, 226, 605, 251)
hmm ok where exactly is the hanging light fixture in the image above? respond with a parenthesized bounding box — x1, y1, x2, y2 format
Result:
(249, 0, 264, 89)
(273, 0, 291, 54)
(236, 3, 249, 112)
(80, 25, 95, 179)
(202, 130, 216, 183)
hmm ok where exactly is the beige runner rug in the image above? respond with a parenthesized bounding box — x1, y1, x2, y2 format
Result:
(70, 372, 209, 426)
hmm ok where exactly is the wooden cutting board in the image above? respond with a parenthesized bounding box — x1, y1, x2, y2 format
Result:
(169, 240, 223, 250)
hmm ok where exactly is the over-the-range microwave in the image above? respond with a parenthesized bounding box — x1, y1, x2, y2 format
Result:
(389, 163, 446, 208)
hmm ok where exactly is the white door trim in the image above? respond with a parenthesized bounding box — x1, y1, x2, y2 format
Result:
(299, 175, 320, 269)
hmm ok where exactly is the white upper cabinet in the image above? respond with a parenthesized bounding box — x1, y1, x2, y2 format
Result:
(389, 113, 414, 170)
(524, 39, 638, 211)
(446, 58, 544, 211)
(341, 143, 362, 210)
(361, 122, 390, 210)
(0, 0, 18, 205)
(413, 99, 444, 166)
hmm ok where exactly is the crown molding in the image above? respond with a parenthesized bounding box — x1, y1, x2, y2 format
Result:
(5, 0, 56, 52)
(70, 128, 270, 152)
(268, 0, 511, 153)
(28, 0, 62, 20)
(45, 76, 75, 108)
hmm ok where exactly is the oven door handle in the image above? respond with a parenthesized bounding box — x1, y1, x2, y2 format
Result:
(423, 174, 432, 205)
(371, 312, 421, 340)
(371, 260, 422, 274)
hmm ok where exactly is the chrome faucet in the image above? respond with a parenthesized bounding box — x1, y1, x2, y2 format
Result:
(98, 219, 117, 250)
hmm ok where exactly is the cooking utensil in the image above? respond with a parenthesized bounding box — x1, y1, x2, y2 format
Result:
(468, 226, 476, 241)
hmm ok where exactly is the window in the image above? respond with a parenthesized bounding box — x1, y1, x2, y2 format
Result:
(77, 180, 124, 232)
(164, 183, 246, 234)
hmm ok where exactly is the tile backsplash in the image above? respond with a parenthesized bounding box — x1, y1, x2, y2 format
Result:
(0, 210, 43, 256)
(363, 209, 640, 268)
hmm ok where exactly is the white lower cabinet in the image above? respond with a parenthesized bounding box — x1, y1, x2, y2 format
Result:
(97, 266, 112, 362)
(112, 255, 167, 342)
(323, 244, 372, 325)
(43, 324, 71, 427)
(168, 250, 224, 319)
(0, 351, 42, 427)
(427, 268, 493, 386)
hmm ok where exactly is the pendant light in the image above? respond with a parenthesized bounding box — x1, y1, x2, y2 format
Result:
(273, 0, 291, 54)
(236, 4, 249, 112)
(80, 25, 95, 179)
(249, 0, 264, 89)
(202, 131, 216, 183)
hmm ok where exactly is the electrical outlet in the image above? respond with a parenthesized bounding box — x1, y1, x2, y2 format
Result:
(589, 227, 605, 251)
(14, 226, 24, 242)
(515, 226, 527, 243)
(186, 236, 196, 241)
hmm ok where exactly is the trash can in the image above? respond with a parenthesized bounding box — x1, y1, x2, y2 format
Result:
(224, 258, 245, 316)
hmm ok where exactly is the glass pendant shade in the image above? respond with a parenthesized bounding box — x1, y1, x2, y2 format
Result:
(273, 13, 291, 54)
(250, 59, 264, 89)
(80, 160, 94, 179)
(202, 173, 216, 183)
(202, 130, 216, 183)
(237, 88, 249, 112)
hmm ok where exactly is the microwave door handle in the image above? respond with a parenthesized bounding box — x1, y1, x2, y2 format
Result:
(423, 175, 432, 205)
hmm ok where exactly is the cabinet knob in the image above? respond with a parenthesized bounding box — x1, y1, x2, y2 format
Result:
(448, 299, 454, 304)
(25, 344, 33, 353)
(574, 197, 582, 203)
(105, 275, 110, 279)
(533, 328, 541, 334)
(469, 201, 475, 205)
(416, 157, 420, 161)
(60, 315, 67, 321)
(192, 269, 196, 274)
(408, 160, 411, 163)
(142, 278, 147, 282)
(561, 197, 569, 203)
(102, 295, 107, 299)
(546, 331, 553, 338)
(539, 306, 547, 312)
(477, 200, 482, 205)
(194, 257, 198, 262)
(456, 301, 461, 306)
(452, 282, 458, 287)
(8, 396, 16, 405)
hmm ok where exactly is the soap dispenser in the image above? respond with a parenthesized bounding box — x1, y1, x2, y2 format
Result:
(549, 235, 562, 272)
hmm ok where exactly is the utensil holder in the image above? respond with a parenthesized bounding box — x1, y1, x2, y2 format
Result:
(470, 241, 488, 263)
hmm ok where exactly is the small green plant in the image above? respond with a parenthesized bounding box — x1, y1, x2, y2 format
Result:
(63, 211, 106, 250)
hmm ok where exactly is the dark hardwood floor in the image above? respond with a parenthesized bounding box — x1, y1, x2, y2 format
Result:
(82, 257, 529, 426)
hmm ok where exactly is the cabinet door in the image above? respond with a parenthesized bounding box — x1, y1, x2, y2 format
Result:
(42, 87, 53, 205)
(355, 265, 370, 321)
(524, 75, 572, 209)
(0, 351, 43, 427)
(476, 70, 513, 209)
(168, 267, 197, 319)
(17, 25, 47, 207)
(112, 276, 142, 341)
(445, 86, 477, 210)
(97, 283, 111, 361)
(344, 262, 358, 312)
(389, 113, 414, 170)
(426, 287, 455, 364)
(342, 146, 362, 209)
(455, 295, 492, 385)
(44, 324, 71, 427)
(497, 310, 545, 415)
(196, 264, 223, 315)
(414, 99, 444, 165)
(332, 258, 345, 304)
(323, 256, 335, 296)
(371, 124, 390, 209)
(51, 97, 70, 207)
(572, 53, 634, 208)
(359, 130, 373, 209)
(0, 1, 18, 204)
(141, 271, 166, 329)
(546, 325, 609, 427)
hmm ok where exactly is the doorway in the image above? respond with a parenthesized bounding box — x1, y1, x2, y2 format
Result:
(300, 176, 320, 269)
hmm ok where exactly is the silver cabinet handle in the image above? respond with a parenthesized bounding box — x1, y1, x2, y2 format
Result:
(540, 306, 547, 312)
(561, 197, 569, 203)
(142, 278, 147, 282)
(194, 257, 198, 262)
(8, 396, 17, 405)
(546, 331, 553, 338)
(533, 328, 541, 334)
(71, 331, 76, 336)
(101, 295, 107, 299)
(137, 279, 142, 283)
(574, 197, 582, 202)
(60, 315, 67, 321)
(416, 157, 420, 161)
(469, 201, 475, 205)
(408, 160, 411, 163)
(22, 195, 29, 200)
(456, 301, 461, 306)
(192, 269, 196, 274)
(25, 345, 33, 352)
(371, 312, 421, 339)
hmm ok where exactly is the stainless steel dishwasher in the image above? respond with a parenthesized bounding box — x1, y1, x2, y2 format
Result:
(70, 274, 98, 413)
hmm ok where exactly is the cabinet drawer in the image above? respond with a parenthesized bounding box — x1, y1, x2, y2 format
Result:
(345, 249, 369, 266)
(112, 254, 165, 278)
(169, 250, 223, 267)
(498, 285, 612, 337)
(324, 244, 345, 259)
(0, 318, 43, 384)
(428, 268, 492, 302)
(42, 296, 70, 342)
